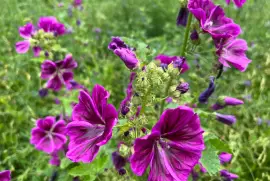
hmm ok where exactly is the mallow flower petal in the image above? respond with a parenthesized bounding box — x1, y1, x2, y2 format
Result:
(47, 75, 62, 91)
(19, 23, 34, 39)
(41, 60, 57, 79)
(0, 170, 11, 181)
(15, 40, 30, 54)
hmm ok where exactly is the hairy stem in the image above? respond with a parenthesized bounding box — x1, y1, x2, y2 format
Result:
(159, 12, 193, 115)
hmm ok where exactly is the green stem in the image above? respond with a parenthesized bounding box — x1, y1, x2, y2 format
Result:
(159, 12, 193, 116)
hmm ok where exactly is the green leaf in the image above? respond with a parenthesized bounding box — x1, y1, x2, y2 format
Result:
(209, 138, 232, 153)
(68, 154, 109, 177)
(200, 144, 221, 176)
(165, 103, 179, 109)
(60, 158, 73, 169)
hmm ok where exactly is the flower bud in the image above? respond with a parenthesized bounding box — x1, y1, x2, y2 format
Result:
(118, 168, 126, 175)
(112, 151, 126, 170)
(39, 88, 48, 97)
(220, 170, 238, 180)
(219, 152, 232, 164)
(215, 113, 236, 125)
(190, 29, 199, 41)
(114, 48, 139, 70)
(176, 82, 189, 94)
(198, 76, 215, 104)
(176, 7, 189, 27)
(212, 96, 244, 110)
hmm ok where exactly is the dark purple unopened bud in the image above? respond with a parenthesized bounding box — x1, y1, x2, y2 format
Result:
(219, 152, 232, 164)
(216, 113, 236, 125)
(73, 177, 80, 181)
(55, 98, 61, 105)
(135, 106, 142, 117)
(141, 127, 147, 134)
(121, 105, 130, 116)
(173, 56, 185, 68)
(76, 19, 81, 26)
(198, 76, 215, 103)
(166, 97, 173, 103)
(176, 7, 189, 27)
(190, 29, 199, 41)
(39, 88, 48, 97)
(44, 51, 49, 57)
(123, 130, 130, 137)
(176, 82, 189, 94)
(160, 63, 168, 72)
(118, 168, 126, 175)
(191, 170, 199, 181)
(112, 151, 126, 170)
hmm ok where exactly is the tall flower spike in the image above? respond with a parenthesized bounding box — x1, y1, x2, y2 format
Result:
(198, 76, 215, 104)
(108, 37, 139, 70)
(225, 0, 246, 8)
(41, 54, 77, 91)
(131, 106, 205, 181)
(216, 38, 251, 72)
(176, 7, 189, 27)
(30, 116, 67, 154)
(0, 170, 11, 181)
(66, 85, 118, 163)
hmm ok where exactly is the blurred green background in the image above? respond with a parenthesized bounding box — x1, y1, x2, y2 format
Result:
(0, 0, 270, 180)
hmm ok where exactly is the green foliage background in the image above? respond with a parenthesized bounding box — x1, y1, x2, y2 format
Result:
(0, 0, 270, 180)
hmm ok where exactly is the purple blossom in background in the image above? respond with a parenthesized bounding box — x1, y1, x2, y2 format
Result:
(198, 76, 215, 104)
(155, 54, 189, 73)
(67, 80, 84, 90)
(66, 85, 118, 163)
(38, 16, 65, 36)
(41, 54, 77, 91)
(112, 151, 126, 170)
(176, 7, 189, 27)
(216, 38, 251, 72)
(15, 23, 39, 55)
(108, 37, 139, 70)
(0, 170, 11, 181)
(220, 170, 239, 180)
(30, 116, 66, 154)
(73, 0, 82, 7)
(120, 72, 136, 115)
(216, 113, 236, 125)
(219, 152, 232, 164)
(130, 106, 204, 181)
(225, 0, 246, 8)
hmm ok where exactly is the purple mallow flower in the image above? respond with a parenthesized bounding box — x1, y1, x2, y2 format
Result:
(176, 7, 189, 27)
(15, 23, 39, 55)
(130, 106, 205, 181)
(120, 72, 136, 115)
(220, 170, 239, 180)
(66, 85, 118, 163)
(188, 0, 241, 39)
(155, 54, 189, 73)
(198, 76, 215, 104)
(30, 116, 67, 154)
(225, 0, 246, 8)
(212, 96, 244, 110)
(215, 38, 251, 72)
(0, 170, 11, 181)
(108, 37, 139, 70)
(216, 113, 236, 125)
(219, 152, 232, 164)
(41, 54, 77, 91)
(38, 16, 65, 36)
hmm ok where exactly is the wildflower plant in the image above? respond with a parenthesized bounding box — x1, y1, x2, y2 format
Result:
(9, 0, 255, 180)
